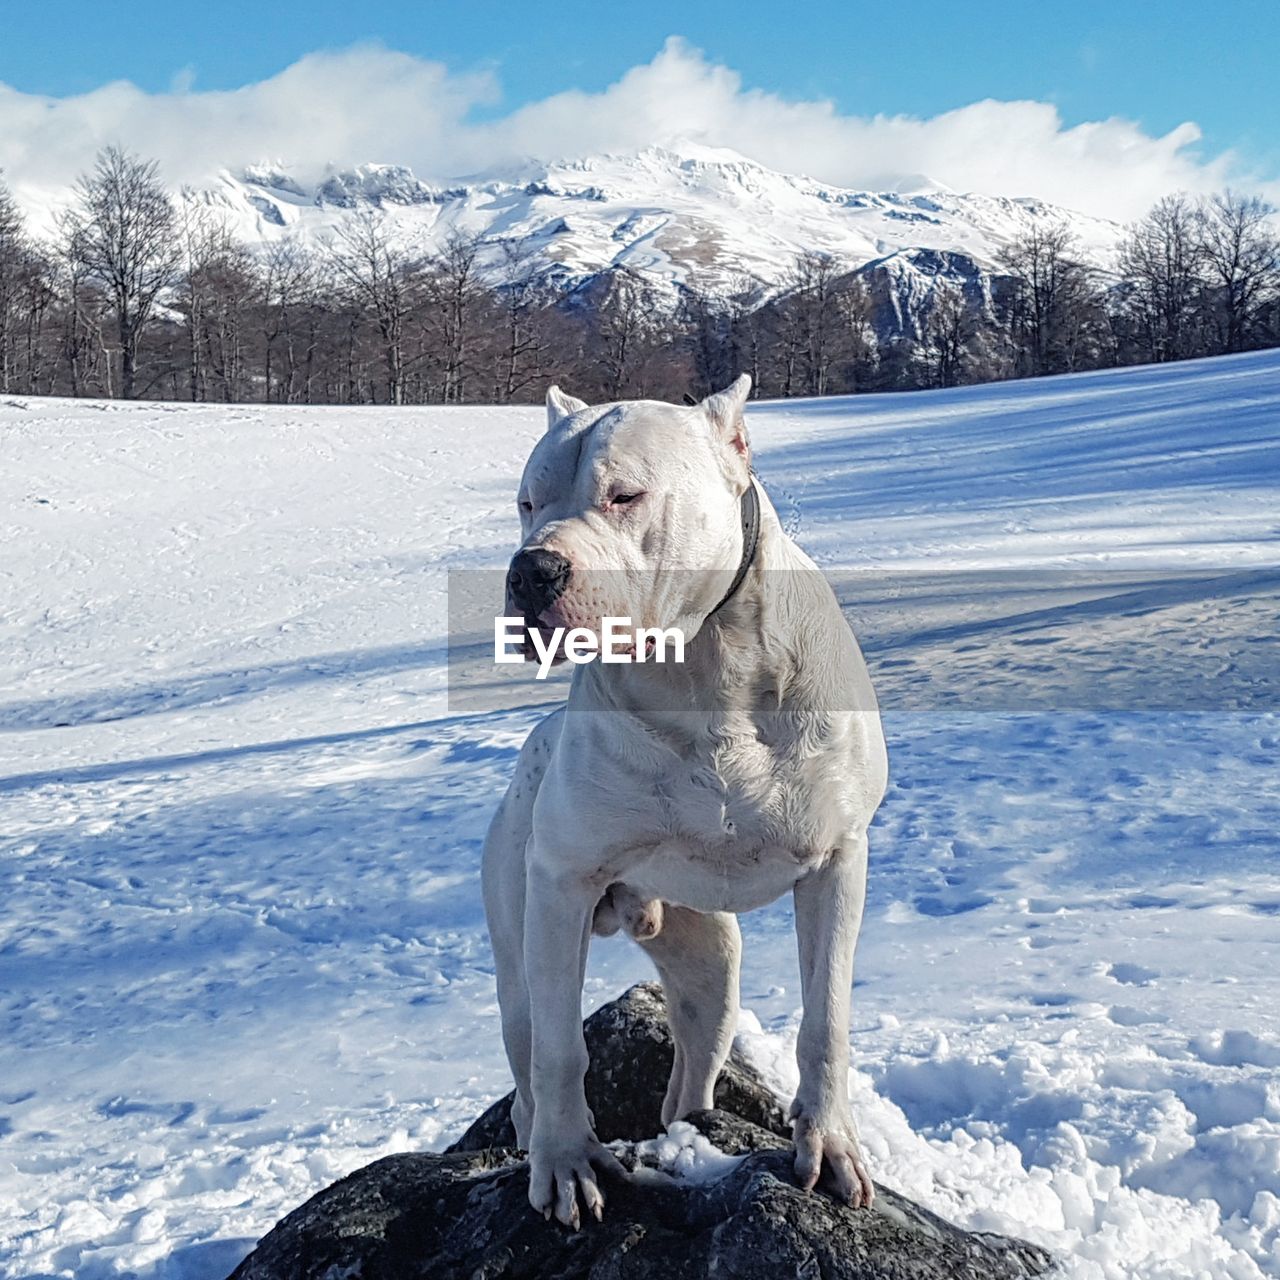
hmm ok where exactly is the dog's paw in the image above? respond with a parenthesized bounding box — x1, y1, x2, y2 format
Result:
(790, 1107, 875, 1209)
(527, 1134, 624, 1229)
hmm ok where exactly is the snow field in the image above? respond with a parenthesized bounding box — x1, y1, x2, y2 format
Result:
(1, 350, 1278, 1277)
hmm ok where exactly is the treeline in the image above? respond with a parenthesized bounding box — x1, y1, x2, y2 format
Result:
(1, 146, 1278, 406)
(742, 192, 1280, 397)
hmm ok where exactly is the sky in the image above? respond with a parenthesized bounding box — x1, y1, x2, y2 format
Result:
(1, 0, 1277, 222)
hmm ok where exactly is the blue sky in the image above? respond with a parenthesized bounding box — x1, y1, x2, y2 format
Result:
(1, 2, 1275, 221)
(4, 0, 1277, 168)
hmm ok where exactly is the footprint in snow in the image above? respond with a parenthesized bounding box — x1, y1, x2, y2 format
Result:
(1108, 962, 1158, 986)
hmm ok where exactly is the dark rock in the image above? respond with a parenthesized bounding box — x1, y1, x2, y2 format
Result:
(230, 1112, 1055, 1280)
(229, 983, 1056, 1280)
(449, 982, 790, 1151)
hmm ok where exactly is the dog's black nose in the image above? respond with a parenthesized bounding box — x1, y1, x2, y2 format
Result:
(507, 548, 571, 615)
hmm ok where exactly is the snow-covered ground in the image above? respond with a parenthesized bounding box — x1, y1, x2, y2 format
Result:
(2, 351, 1278, 1279)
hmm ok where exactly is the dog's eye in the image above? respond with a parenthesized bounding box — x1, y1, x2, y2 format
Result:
(518, 499, 533, 514)
(611, 492, 644, 507)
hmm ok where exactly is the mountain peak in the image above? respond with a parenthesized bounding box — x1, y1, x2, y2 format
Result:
(884, 173, 956, 197)
(185, 146, 1120, 300)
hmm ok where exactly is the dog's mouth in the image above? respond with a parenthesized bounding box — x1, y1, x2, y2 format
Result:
(506, 596, 660, 666)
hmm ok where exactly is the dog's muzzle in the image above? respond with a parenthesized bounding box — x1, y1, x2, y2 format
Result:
(507, 547, 571, 618)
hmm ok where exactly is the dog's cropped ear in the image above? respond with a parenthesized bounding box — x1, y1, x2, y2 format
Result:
(700, 374, 752, 475)
(546, 385, 588, 431)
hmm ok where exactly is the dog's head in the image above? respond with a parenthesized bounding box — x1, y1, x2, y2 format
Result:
(506, 376, 753, 656)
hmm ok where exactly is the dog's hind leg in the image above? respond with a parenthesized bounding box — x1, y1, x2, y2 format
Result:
(638, 906, 741, 1127)
(482, 710, 563, 1148)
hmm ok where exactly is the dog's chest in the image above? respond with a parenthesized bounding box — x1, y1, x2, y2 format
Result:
(657, 740, 821, 842)
(622, 829, 834, 915)
(615, 739, 851, 913)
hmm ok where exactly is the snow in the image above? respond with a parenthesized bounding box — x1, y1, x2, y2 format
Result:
(624, 1121, 744, 1185)
(2, 349, 1279, 1278)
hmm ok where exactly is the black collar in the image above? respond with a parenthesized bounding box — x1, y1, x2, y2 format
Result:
(708, 477, 761, 617)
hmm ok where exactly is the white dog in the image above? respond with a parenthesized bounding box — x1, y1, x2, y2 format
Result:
(482, 376, 887, 1229)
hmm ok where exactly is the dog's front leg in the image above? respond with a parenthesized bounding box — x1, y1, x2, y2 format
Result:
(523, 851, 621, 1228)
(790, 836, 875, 1208)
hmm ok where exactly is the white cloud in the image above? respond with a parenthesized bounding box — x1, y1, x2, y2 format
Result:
(0, 37, 1272, 223)
(0, 45, 496, 195)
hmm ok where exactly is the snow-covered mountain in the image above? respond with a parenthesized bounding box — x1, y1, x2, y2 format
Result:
(182, 142, 1122, 304)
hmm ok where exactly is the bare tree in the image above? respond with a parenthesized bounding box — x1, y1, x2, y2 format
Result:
(998, 223, 1104, 375)
(53, 226, 113, 397)
(421, 231, 485, 402)
(772, 295, 805, 398)
(262, 238, 322, 403)
(0, 177, 56, 394)
(0, 176, 31, 392)
(786, 250, 846, 395)
(486, 240, 554, 401)
(595, 272, 659, 400)
(16, 252, 55, 394)
(917, 282, 971, 388)
(176, 197, 224, 402)
(724, 275, 764, 393)
(60, 147, 180, 398)
(1119, 195, 1206, 362)
(681, 276, 737, 397)
(327, 211, 417, 404)
(194, 234, 261, 401)
(1195, 191, 1280, 353)
(835, 276, 877, 392)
